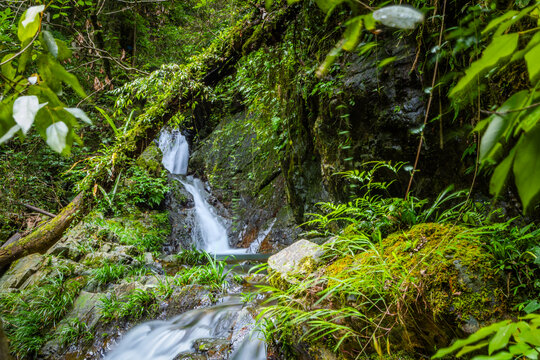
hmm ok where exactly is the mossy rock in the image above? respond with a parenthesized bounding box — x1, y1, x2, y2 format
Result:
(136, 143, 163, 177)
(322, 223, 507, 354)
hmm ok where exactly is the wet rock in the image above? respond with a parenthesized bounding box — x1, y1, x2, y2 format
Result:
(0, 253, 44, 290)
(136, 143, 164, 177)
(173, 353, 206, 360)
(193, 337, 230, 355)
(67, 291, 104, 329)
(47, 239, 83, 261)
(267, 239, 323, 287)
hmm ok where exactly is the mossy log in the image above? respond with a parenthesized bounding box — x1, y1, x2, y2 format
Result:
(0, 192, 84, 270)
(0, 4, 300, 270)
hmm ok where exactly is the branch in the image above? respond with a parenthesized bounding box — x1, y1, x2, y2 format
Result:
(480, 102, 540, 116)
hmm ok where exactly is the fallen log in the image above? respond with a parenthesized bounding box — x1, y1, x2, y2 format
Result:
(0, 192, 84, 269)
(0, 3, 300, 270)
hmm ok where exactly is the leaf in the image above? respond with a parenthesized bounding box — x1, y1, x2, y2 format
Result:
(513, 124, 540, 212)
(64, 108, 92, 125)
(523, 300, 540, 314)
(55, 39, 72, 61)
(17, 39, 33, 73)
(342, 17, 363, 52)
(12, 95, 48, 134)
(455, 340, 489, 357)
(0, 125, 21, 144)
(17, 5, 44, 43)
(45, 121, 68, 153)
(372, 5, 424, 29)
(42, 30, 58, 58)
(378, 57, 396, 68)
(1, 54, 16, 81)
(479, 91, 529, 162)
(489, 323, 518, 355)
(490, 146, 517, 197)
(482, 11, 518, 35)
(518, 103, 540, 132)
(525, 42, 540, 83)
(450, 33, 519, 98)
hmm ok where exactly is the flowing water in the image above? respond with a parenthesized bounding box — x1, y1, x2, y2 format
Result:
(104, 130, 265, 360)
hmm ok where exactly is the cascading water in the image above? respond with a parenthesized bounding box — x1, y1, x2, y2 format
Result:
(104, 129, 263, 360)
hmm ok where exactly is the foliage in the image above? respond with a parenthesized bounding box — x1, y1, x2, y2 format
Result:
(432, 313, 540, 359)
(58, 318, 93, 347)
(0, 265, 83, 358)
(174, 247, 208, 266)
(0, 4, 91, 154)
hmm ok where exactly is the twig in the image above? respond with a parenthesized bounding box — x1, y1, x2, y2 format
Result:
(480, 102, 540, 116)
(19, 203, 56, 218)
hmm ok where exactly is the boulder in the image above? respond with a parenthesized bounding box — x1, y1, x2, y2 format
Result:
(0, 253, 44, 290)
(267, 239, 324, 287)
(136, 143, 164, 177)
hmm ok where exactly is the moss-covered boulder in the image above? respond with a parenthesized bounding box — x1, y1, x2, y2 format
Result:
(322, 223, 507, 354)
(136, 143, 163, 177)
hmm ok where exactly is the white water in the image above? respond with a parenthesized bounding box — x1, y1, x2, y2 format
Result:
(158, 129, 189, 175)
(105, 299, 266, 360)
(158, 129, 245, 253)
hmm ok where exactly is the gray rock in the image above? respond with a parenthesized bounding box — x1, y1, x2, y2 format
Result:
(267, 239, 323, 286)
(0, 253, 44, 290)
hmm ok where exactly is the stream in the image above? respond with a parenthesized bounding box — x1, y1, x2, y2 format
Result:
(103, 130, 267, 360)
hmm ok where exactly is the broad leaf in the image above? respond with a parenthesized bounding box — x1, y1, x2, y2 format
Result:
(1, 54, 16, 81)
(490, 146, 517, 197)
(525, 42, 540, 83)
(46, 121, 68, 153)
(12, 95, 47, 134)
(513, 124, 540, 212)
(482, 11, 518, 35)
(479, 90, 529, 162)
(489, 323, 518, 355)
(0, 125, 21, 144)
(342, 17, 363, 52)
(450, 33, 519, 98)
(17, 39, 33, 73)
(64, 107, 92, 125)
(17, 5, 44, 43)
(42, 30, 58, 58)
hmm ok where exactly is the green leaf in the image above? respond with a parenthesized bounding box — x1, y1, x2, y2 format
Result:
(490, 146, 517, 197)
(511, 31, 540, 62)
(55, 39, 72, 61)
(315, 0, 345, 15)
(525, 42, 540, 83)
(479, 91, 529, 162)
(450, 33, 519, 98)
(342, 17, 363, 52)
(523, 300, 540, 314)
(513, 124, 540, 212)
(64, 108, 92, 125)
(489, 323, 518, 355)
(1, 54, 16, 81)
(494, 4, 539, 37)
(42, 30, 58, 58)
(17, 5, 44, 43)
(456, 340, 489, 357)
(17, 39, 33, 73)
(46, 121, 68, 153)
(378, 57, 396, 68)
(482, 11, 518, 35)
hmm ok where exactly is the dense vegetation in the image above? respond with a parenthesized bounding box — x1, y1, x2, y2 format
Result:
(0, 0, 539, 359)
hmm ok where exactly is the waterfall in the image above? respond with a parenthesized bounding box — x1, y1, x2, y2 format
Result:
(158, 129, 189, 175)
(158, 129, 245, 254)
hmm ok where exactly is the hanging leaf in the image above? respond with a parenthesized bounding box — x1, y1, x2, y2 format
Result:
(342, 16, 363, 51)
(64, 107, 92, 124)
(372, 5, 424, 30)
(490, 146, 517, 197)
(378, 56, 396, 68)
(525, 42, 540, 83)
(46, 121, 68, 153)
(17, 5, 44, 43)
(42, 30, 59, 58)
(450, 33, 520, 98)
(12, 95, 48, 134)
(513, 124, 540, 212)
(479, 91, 529, 162)
(0, 125, 21, 144)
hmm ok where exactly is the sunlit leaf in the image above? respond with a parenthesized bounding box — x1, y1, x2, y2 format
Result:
(46, 121, 68, 153)
(525, 42, 540, 83)
(450, 33, 519, 98)
(12, 95, 48, 134)
(64, 107, 92, 125)
(17, 5, 44, 42)
(489, 323, 518, 355)
(42, 30, 58, 58)
(482, 11, 518, 35)
(513, 124, 540, 212)
(372, 5, 424, 29)
(342, 17, 363, 51)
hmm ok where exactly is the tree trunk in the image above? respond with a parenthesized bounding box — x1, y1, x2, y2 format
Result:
(0, 192, 84, 269)
(0, 318, 11, 359)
